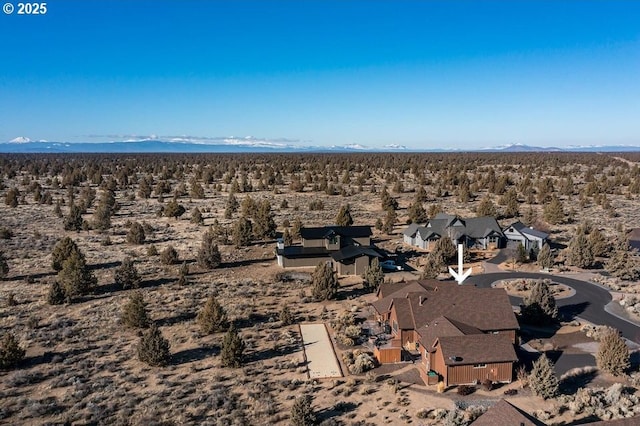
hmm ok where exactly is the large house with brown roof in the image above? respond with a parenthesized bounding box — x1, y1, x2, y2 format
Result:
(371, 280, 519, 386)
(276, 226, 383, 275)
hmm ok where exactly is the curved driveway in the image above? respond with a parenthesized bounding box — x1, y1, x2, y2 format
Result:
(467, 272, 640, 344)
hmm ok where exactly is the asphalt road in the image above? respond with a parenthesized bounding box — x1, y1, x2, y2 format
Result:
(467, 272, 640, 344)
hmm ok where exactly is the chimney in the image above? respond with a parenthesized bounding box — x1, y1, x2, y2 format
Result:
(419, 295, 425, 306)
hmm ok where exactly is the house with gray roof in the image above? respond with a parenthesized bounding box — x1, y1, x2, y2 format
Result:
(403, 213, 504, 251)
(502, 221, 549, 251)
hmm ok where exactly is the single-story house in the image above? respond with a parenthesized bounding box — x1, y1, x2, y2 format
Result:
(276, 226, 383, 275)
(403, 213, 504, 251)
(503, 221, 549, 251)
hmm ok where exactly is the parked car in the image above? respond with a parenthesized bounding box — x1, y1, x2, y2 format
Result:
(380, 260, 403, 271)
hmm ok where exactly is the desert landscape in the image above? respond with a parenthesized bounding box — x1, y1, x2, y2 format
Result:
(1, 152, 640, 425)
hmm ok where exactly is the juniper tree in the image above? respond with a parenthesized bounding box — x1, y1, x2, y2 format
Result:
(164, 198, 186, 219)
(543, 196, 565, 225)
(421, 252, 444, 279)
(335, 204, 354, 227)
(606, 235, 640, 281)
(253, 200, 277, 239)
(197, 231, 222, 269)
(114, 257, 141, 290)
(57, 251, 97, 302)
(515, 243, 528, 264)
(5, 187, 19, 208)
(177, 261, 189, 286)
(529, 354, 559, 399)
(362, 258, 384, 292)
(566, 227, 596, 268)
(311, 262, 338, 301)
(220, 325, 245, 368)
(160, 245, 179, 265)
(232, 216, 253, 248)
(520, 280, 558, 325)
(47, 281, 66, 305)
(64, 203, 84, 231)
(51, 237, 84, 271)
(126, 222, 146, 245)
(197, 294, 228, 334)
(596, 328, 629, 376)
(190, 207, 204, 225)
(291, 217, 303, 239)
(537, 244, 554, 270)
(476, 195, 498, 217)
(382, 208, 396, 234)
(0, 332, 25, 370)
(407, 199, 428, 224)
(121, 291, 150, 329)
(434, 237, 457, 264)
(290, 395, 316, 426)
(137, 324, 171, 367)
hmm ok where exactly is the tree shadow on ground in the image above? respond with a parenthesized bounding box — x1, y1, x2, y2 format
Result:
(235, 313, 276, 329)
(172, 345, 219, 365)
(25, 345, 99, 368)
(245, 342, 301, 363)
(88, 261, 121, 271)
(8, 271, 55, 282)
(317, 401, 359, 423)
(560, 368, 598, 395)
(156, 311, 197, 327)
(222, 257, 275, 269)
(558, 301, 590, 322)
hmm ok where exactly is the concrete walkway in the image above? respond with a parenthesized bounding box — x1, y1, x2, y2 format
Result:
(300, 323, 343, 379)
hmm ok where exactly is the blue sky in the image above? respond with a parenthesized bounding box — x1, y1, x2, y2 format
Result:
(1, 0, 639, 149)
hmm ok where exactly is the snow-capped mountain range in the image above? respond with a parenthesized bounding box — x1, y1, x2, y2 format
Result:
(1, 137, 639, 153)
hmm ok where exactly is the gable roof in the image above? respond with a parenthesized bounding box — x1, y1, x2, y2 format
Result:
(471, 399, 544, 426)
(438, 333, 518, 365)
(405, 215, 504, 243)
(331, 245, 382, 262)
(507, 221, 550, 240)
(300, 226, 372, 240)
(374, 280, 519, 334)
(403, 222, 421, 237)
(417, 316, 469, 350)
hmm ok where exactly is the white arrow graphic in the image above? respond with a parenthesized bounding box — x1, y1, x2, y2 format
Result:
(448, 244, 472, 284)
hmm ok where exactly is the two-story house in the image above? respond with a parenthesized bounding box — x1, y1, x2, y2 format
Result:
(276, 226, 383, 275)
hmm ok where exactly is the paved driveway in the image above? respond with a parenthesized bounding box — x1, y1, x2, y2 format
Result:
(467, 272, 640, 344)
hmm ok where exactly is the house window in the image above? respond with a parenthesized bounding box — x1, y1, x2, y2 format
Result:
(328, 235, 337, 245)
(392, 320, 398, 333)
(473, 364, 487, 369)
